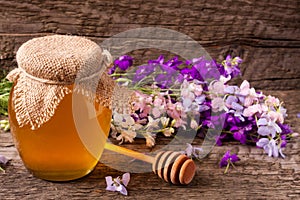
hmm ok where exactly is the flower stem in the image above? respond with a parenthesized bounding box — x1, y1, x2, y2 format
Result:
(224, 162, 230, 174)
(0, 166, 4, 173)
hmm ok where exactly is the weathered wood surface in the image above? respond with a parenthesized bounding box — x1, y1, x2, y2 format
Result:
(0, 0, 299, 199)
(0, 90, 299, 199)
(0, 0, 299, 90)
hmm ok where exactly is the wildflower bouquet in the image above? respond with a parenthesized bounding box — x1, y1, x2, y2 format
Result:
(108, 54, 295, 159)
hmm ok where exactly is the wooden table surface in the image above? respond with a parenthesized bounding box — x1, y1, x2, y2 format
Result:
(0, 1, 299, 199)
(0, 90, 299, 200)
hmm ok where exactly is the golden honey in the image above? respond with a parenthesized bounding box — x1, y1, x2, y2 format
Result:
(9, 85, 112, 181)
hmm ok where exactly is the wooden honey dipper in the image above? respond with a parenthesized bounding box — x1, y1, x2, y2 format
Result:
(104, 143, 196, 185)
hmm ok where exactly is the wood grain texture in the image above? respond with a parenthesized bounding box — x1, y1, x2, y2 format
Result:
(0, 90, 299, 199)
(0, 0, 299, 89)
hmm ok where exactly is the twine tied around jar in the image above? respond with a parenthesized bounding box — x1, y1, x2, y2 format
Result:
(7, 35, 134, 130)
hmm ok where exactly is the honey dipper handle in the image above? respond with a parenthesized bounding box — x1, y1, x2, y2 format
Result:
(104, 143, 155, 164)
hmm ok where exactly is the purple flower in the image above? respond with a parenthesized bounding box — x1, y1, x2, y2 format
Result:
(185, 57, 203, 66)
(154, 64, 181, 88)
(278, 123, 292, 135)
(154, 74, 173, 88)
(148, 55, 183, 70)
(108, 65, 117, 75)
(220, 150, 240, 168)
(216, 134, 227, 146)
(114, 55, 133, 71)
(202, 114, 225, 129)
(183, 57, 220, 81)
(180, 67, 202, 81)
(221, 55, 242, 78)
(219, 150, 240, 173)
(280, 135, 287, 148)
(193, 59, 220, 80)
(297, 113, 300, 118)
(256, 138, 284, 158)
(105, 173, 130, 196)
(133, 64, 155, 83)
(232, 129, 247, 144)
(225, 114, 241, 127)
(148, 55, 164, 65)
(164, 56, 183, 70)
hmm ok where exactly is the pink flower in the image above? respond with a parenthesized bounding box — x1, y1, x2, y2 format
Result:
(243, 104, 262, 117)
(239, 80, 259, 107)
(173, 118, 187, 128)
(151, 95, 167, 118)
(265, 95, 280, 107)
(268, 110, 284, 124)
(243, 104, 268, 117)
(132, 91, 152, 112)
(167, 101, 183, 120)
(139, 105, 151, 118)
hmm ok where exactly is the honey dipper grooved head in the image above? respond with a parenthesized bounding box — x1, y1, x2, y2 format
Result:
(153, 151, 196, 185)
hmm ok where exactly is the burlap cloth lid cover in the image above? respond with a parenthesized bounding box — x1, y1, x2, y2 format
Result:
(7, 35, 133, 130)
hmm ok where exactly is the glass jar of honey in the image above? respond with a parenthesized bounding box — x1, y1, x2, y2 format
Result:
(7, 35, 117, 181)
(8, 85, 112, 181)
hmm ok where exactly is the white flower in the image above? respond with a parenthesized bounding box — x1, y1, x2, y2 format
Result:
(162, 127, 174, 137)
(190, 119, 199, 130)
(208, 80, 225, 97)
(193, 83, 203, 96)
(105, 173, 130, 196)
(219, 75, 232, 83)
(211, 97, 225, 112)
(182, 143, 203, 159)
(160, 117, 170, 127)
(256, 138, 284, 158)
(111, 112, 142, 144)
(144, 133, 156, 147)
(117, 129, 136, 144)
(181, 80, 196, 101)
(146, 116, 160, 131)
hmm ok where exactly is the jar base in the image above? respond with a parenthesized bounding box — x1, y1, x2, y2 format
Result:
(29, 168, 94, 182)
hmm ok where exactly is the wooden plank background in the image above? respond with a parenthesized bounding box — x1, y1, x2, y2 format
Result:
(0, 0, 299, 199)
(0, 0, 299, 89)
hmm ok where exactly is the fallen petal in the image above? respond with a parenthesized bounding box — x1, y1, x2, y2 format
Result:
(0, 155, 8, 165)
(122, 173, 130, 187)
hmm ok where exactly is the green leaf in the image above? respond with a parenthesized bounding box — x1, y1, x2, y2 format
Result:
(0, 78, 12, 116)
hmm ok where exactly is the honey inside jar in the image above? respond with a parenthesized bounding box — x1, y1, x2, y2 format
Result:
(9, 85, 112, 181)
